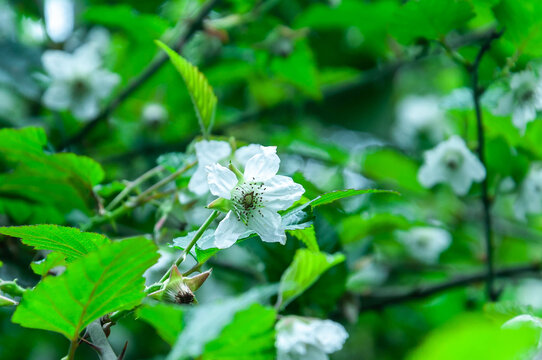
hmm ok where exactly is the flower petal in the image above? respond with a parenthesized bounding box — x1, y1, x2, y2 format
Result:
(90, 69, 120, 99)
(188, 166, 210, 195)
(262, 175, 305, 210)
(234, 144, 262, 166)
(195, 140, 232, 166)
(248, 207, 286, 244)
(244, 146, 280, 182)
(206, 163, 237, 199)
(42, 50, 74, 80)
(42, 82, 72, 110)
(71, 93, 99, 120)
(214, 211, 247, 249)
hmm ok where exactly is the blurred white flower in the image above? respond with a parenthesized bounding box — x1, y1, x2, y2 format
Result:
(276, 316, 348, 360)
(515, 279, 542, 310)
(393, 95, 448, 149)
(441, 88, 474, 110)
(206, 146, 304, 248)
(0, 1, 16, 40)
(492, 70, 542, 134)
(44, 0, 74, 43)
(142, 102, 168, 126)
(418, 136, 485, 195)
(20, 17, 46, 45)
(396, 227, 452, 264)
(514, 164, 542, 221)
(41, 44, 120, 120)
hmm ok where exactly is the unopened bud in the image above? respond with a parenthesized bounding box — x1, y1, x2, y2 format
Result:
(149, 266, 212, 305)
(207, 197, 232, 212)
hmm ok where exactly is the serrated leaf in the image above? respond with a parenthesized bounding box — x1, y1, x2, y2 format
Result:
(287, 225, 319, 252)
(278, 249, 345, 309)
(137, 302, 184, 345)
(0, 225, 109, 261)
(157, 41, 217, 136)
(202, 304, 276, 360)
(389, 0, 475, 44)
(0, 127, 47, 164)
(12, 237, 158, 340)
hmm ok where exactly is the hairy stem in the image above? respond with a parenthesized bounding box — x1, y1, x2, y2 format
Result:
(106, 165, 164, 211)
(158, 210, 219, 284)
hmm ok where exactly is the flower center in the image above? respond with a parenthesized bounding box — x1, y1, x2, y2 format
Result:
(72, 79, 88, 97)
(443, 150, 463, 171)
(231, 181, 266, 224)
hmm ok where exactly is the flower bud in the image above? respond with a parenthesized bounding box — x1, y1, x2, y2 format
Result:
(207, 197, 232, 213)
(149, 266, 212, 305)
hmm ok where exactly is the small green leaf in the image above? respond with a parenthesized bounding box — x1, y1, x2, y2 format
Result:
(287, 225, 319, 252)
(137, 303, 184, 345)
(279, 249, 345, 309)
(309, 189, 398, 208)
(202, 304, 276, 360)
(156, 40, 217, 136)
(30, 252, 67, 276)
(12, 237, 158, 340)
(390, 0, 475, 44)
(0, 225, 110, 261)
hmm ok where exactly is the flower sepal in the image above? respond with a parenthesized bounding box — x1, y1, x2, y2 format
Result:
(148, 266, 212, 305)
(207, 197, 233, 213)
(228, 162, 244, 182)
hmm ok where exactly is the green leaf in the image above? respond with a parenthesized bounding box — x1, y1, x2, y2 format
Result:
(0, 127, 47, 165)
(362, 147, 426, 193)
(390, 0, 475, 44)
(407, 314, 537, 360)
(309, 189, 398, 208)
(137, 303, 184, 345)
(12, 237, 158, 340)
(202, 304, 276, 360)
(167, 285, 278, 360)
(493, 0, 542, 57)
(30, 252, 67, 276)
(0, 225, 110, 261)
(287, 225, 319, 252)
(278, 249, 345, 309)
(156, 41, 217, 135)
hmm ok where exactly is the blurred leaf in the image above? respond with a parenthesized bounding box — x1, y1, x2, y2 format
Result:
(362, 148, 426, 193)
(167, 285, 278, 360)
(279, 249, 345, 309)
(0, 225, 109, 261)
(84, 5, 169, 42)
(157, 41, 217, 136)
(310, 189, 398, 208)
(493, 0, 542, 56)
(339, 213, 412, 244)
(202, 304, 276, 360)
(0, 127, 46, 165)
(287, 225, 319, 252)
(390, 0, 475, 44)
(137, 302, 184, 345)
(270, 40, 321, 98)
(12, 237, 158, 340)
(407, 314, 536, 360)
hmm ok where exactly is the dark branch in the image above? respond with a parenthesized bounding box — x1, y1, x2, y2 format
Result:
(358, 263, 540, 312)
(469, 29, 503, 301)
(59, 0, 221, 150)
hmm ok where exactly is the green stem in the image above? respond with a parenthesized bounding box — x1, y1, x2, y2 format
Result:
(67, 339, 78, 360)
(158, 210, 220, 284)
(106, 165, 164, 211)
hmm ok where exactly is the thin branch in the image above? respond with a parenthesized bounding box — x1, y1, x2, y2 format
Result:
(358, 263, 540, 312)
(106, 165, 164, 211)
(469, 29, 503, 301)
(59, 0, 221, 150)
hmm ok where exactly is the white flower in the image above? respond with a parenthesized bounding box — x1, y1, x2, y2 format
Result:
(492, 70, 542, 134)
(41, 43, 120, 120)
(514, 164, 542, 221)
(142, 102, 168, 125)
(515, 280, 542, 310)
(396, 227, 452, 264)
(188, 141, 274, 196)
(393, 95, 448, 149)
(276, 317, 348, 360)
(418, 136, 486, 195)
(206, 146, 305, 248)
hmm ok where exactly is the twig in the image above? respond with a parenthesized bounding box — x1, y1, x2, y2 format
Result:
(469, 30, 503, 301)
(358, 263, 540, 312)
(59, 0, 221, 150)
(106, 165, 164, 211)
